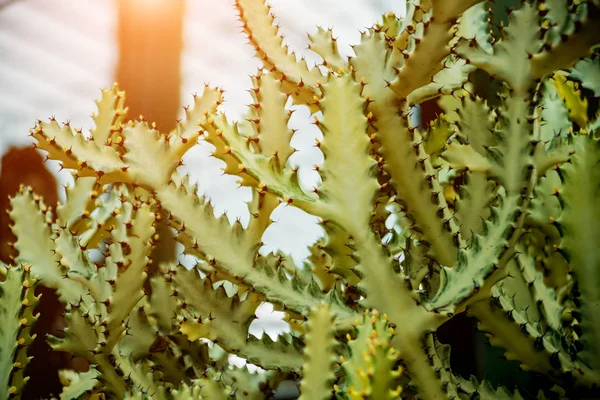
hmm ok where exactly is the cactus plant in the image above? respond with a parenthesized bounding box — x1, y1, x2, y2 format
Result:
(0, 263, 40, 400)
(1, 0, 600, 398)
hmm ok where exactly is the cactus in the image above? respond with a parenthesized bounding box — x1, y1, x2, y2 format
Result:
(0, 263, 40, 400)
(1, 0, 600, 398)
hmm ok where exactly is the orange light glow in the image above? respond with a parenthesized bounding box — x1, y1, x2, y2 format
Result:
(117, 0, 185, 131)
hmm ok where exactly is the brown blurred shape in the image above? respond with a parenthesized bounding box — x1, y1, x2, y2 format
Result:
(0, 145, 58, 263)
(0, 1, 185, 396)
(116, 0, 185, 132)
(0, 145, 66, 398)
(116, 0, 185, 267)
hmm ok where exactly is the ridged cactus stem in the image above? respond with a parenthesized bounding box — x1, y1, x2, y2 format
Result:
(375, 100, 462, 267)
(390, 0, 486, 98)
(7, 0, 600, 398)
(93, 354, 127, 398)
(0, 264, 40, 400)
(530, 4, 600, 80)
(353, 231, 446, 399)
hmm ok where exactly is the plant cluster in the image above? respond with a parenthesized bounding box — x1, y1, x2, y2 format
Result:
(1, 0, 600, 398)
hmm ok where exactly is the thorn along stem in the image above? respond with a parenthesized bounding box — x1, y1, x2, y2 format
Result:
(11, 0, 600, 399)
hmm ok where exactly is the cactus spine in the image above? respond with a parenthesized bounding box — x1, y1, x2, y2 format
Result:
(1, 0, 599, 398)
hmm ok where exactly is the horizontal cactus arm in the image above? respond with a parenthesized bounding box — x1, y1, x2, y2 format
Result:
(31, 85, 221, 190)
(31, 118, 129, 181)
(533, 141, 575, 178)
(443, 142, 494, 173)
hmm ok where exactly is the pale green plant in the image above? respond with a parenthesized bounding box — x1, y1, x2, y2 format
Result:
(1, 0, 600, 398)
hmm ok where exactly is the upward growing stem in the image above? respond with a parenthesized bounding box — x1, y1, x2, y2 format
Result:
(352, 228, 447, 399)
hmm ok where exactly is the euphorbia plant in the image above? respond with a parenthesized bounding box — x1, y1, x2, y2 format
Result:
(1, 0, 600, 398)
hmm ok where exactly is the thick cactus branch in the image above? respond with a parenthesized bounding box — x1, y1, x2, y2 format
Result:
(298, 305, 337, 400)
(351, 30, 463, 268)
(10, 0, 600, 398)
(556, 134, 600, 371)
(0, 264, 40, 400)
(155, 180, 356, 329)
(390, 0, 485, 99)
(235, 0, 323, 106)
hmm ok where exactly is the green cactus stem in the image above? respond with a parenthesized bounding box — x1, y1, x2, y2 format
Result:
(3, 0, 599, 398)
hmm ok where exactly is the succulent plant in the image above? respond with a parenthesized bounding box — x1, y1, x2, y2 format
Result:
(1, 0, 600, 398)
(0, 263, 40, 400)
